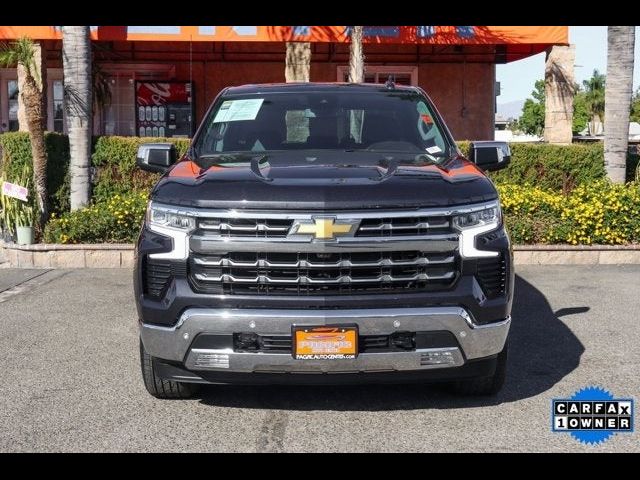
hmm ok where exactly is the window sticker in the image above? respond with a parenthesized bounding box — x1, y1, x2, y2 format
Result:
(213, 98, 265, 123)
(416, 101, 429, 115)
(426, 145, 442, 154)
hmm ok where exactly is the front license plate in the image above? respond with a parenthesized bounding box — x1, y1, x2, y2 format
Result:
(292, 325, 358, 360)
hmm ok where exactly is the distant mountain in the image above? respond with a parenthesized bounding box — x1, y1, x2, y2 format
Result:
(497, 100, 525, 120)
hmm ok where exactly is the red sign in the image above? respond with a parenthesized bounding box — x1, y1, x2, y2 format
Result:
(136, 82, 191, 107)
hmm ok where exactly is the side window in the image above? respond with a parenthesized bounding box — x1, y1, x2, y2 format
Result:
(348, 109, 364, 144)
(198, 118, 227, 153)
(285, 110, 309, 143)
(416, 100, 446, 153)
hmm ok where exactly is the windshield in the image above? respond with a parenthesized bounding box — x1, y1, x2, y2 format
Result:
(192, 90, 451, 162)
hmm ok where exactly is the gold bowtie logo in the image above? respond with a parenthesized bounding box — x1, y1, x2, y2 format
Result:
(295, 218, 355, 239)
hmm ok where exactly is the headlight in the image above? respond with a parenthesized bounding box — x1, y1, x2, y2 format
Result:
(453, 203, 501, 259)
(452, 205, 501, 231)
(147, 203, 196, 231)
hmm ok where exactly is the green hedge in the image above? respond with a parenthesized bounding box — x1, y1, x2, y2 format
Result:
(456, 141, 607, 192)
(0, 131, 70, 213)
(92, 136, 190, 202)
(44, 179, 640, 245)
(3, 131, 639, 228)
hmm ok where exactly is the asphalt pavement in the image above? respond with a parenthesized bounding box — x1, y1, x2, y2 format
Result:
(0, 265, 638, 452)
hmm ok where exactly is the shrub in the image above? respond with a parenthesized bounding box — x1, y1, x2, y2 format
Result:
(457, 141, 606, 192)
(0, 131, 70, 213)
(44, 192, 148, 244)
(42, 180, 640, 246)
(92, 136, 190, 202)
(498, 181, 640, 245)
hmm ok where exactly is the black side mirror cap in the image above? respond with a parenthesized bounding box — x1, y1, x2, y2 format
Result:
(468, 141, 511, 172)
(136, 143, 177, 173)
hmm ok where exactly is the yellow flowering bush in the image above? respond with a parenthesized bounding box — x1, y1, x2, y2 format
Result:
(498, 181, 640, 245)
(40, 181, 640, 246)
(44, 192, 148, 244)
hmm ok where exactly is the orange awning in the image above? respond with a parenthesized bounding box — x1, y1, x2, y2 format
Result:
(0, 26, 567, 62)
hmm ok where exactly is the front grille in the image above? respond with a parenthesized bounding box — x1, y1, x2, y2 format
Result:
(476, 255, 507, 298)
(198, 218, 293, 238)
(143, 258, 172, 298)
(357, 216, 453, 237)
(189, 250, 458, 295)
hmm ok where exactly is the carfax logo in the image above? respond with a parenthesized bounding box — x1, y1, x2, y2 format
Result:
(552, 386, 634, 445)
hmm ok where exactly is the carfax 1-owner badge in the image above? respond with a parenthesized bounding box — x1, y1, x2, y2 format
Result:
(552, 386, 634, 445)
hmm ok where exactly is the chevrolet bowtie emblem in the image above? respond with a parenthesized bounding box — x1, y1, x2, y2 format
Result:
(294, 218, 356, 240)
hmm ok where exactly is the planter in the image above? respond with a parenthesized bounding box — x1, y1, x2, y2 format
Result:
(16, 225, 34, 245)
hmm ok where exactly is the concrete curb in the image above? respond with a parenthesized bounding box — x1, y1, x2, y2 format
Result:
(0, 242, 134, 268)
(513, 245, 640, 265)
(2, 242, 640, 268)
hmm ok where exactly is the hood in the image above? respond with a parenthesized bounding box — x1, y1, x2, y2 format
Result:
(150, 151, 498, 210)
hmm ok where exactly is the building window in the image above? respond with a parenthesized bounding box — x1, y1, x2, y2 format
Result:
(52, 80, 64, 133)
(7, 79, 19, 131)
(337, 66, 418, 86)
(103, 75, 136, 136)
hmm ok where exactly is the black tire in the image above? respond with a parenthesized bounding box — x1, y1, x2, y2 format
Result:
(139, 339, 200, 399)
(450, 343, 508, 396)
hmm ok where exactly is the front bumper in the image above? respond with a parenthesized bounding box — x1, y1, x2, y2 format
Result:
(140, 307, 510, 377)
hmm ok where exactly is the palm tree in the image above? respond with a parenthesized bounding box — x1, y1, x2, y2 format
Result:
(348, 26, 364, 83)
(285, 42, 310, 82)
(583, 69, 606, 135)
(604, 26, 635, 184)
(0, 38, 48, 228)
(62, 26, 93, 210)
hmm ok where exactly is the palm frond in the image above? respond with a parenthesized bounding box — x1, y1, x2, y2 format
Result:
(0, 37, 36, 78)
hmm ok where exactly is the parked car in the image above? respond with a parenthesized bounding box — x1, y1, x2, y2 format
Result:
(134, 82, 514, 398)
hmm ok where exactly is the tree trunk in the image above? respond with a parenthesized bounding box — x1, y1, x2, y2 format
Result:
(17, 42, 48, 132)
(16, 65, 29, 132)
(348, 26, 364, 83)
(285, 42, 310, 82)
(63, 26, 93, 210)
(20, 74, 48, 228)
(604, 26, 635, 183)
(544, 45, 575, 144)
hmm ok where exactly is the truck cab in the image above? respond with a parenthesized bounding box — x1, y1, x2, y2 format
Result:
(134, 82, 514, 398)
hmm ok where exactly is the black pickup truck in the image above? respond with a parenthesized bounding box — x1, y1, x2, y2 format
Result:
(133, 82, 514, 398)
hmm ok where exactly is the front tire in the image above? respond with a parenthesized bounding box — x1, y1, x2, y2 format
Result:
(139, 339, 200, 399)
(450, 343, 508, 396)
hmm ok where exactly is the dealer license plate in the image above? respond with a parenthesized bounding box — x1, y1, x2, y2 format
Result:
(292, 325, 358, 360)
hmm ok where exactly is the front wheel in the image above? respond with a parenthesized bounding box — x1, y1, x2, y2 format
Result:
(450, 343, 508, 396)
(139, 339, 200, 399)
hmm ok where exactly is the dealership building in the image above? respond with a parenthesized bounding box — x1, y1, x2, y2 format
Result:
(0, 26, 568, 141)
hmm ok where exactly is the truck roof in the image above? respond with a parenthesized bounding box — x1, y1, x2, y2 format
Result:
(224, 82, 419, 95)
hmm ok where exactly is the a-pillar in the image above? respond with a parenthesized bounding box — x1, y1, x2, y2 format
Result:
(544, 45, 575, 144)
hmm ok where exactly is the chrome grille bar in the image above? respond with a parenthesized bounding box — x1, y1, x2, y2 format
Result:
(199, 221, 290, 232)
(192, 255, 455, 268)
(358, 219, 451, 231)
(194, 271, 456, 284)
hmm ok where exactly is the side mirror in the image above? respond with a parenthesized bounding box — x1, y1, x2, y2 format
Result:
(468, 141, 511, 171)
(136, 143, 177, 173)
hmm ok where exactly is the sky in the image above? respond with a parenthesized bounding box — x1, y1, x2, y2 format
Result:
(496, 26, 640, 105)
